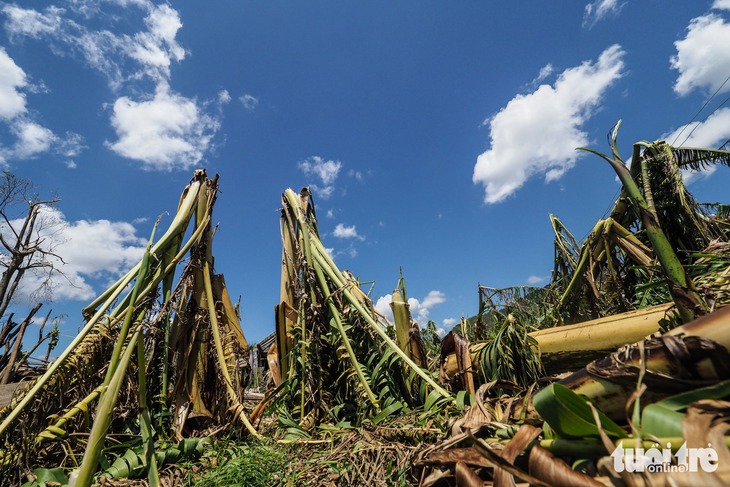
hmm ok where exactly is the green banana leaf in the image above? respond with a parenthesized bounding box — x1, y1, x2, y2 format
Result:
(534, 383, 627, 439)
(641, 379, 730, 437)
(21, 468, 68, 487)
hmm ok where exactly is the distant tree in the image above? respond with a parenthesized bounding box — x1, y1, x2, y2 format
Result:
(0, 171, 64, 316)
(0, 172, 64, 381)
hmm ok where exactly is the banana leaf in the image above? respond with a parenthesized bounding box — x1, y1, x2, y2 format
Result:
(641, 379, 730, 437)
(533, 383, 627, 439)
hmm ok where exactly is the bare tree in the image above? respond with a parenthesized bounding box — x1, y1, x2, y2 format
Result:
(0, 172, 65, 317)
(0, 172, 64, 381)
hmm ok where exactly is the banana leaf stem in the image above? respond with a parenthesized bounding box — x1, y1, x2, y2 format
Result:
(202, 262, 261, 439)
(70, 324, 143, 487)
(308, 237, 452, 400)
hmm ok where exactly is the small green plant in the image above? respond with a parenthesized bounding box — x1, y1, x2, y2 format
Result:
(188, 440, 287, 487)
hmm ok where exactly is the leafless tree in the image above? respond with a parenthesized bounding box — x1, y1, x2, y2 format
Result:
(0, 172, 64, 381)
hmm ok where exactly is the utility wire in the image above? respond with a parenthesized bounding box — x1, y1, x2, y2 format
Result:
(672, 72, 730, 147)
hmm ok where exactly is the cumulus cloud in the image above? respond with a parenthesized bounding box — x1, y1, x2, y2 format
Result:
(3, 2, 224, 170)
(442, 318, 457, 328)
(375, 290, 446, 325)
(297, 156, 342, 199)
(583, 0, 625, 28)
(0, 47, 28, 120)
(332, 223, 363, 240)
(106, 85, 220, 170)
(714, 0, 730, 10)
(11, 121, 57, 158)
(0, 47, 84, 166)
(2, 206, 146, 303)
(672, 13, 730, 96)
(473, 45, 625, 204)
(660, 108, 730, 182)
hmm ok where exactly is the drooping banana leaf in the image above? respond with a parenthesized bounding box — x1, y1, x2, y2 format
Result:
(641, 379, 730, 438)
(533, 383, 627, 439)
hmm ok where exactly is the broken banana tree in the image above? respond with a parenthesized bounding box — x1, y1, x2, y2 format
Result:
(545, 304, 730, 422)
(272, 188, 451, 432)
(576, 121, 730, 323)
(440, 300, 674, 384)
(0, 171, 257, 487)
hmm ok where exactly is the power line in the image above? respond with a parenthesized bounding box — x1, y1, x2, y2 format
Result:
(672, 72, 730, 147)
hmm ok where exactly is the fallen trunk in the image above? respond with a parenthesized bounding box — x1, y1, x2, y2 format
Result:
(551, 304, 730, 421)
(440, 303, 671, 381)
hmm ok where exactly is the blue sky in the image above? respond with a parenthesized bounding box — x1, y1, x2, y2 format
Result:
(1, 0, 730, 348)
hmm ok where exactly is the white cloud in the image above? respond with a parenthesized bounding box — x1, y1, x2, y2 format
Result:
(442, 317, 457, 327)
(127, 3, 185, 80)
(0, 47, 83, 166)
(375, 290, 447, 325)
(473, 45, 625, 204)
(3, 2, 186, 87)
(713, 0, 730, 11)
(583, 0, 625, 28)
(240, 94, 259, 111)
(2, 5, 64, 39)
(11, 120, 57, 158)
(218, 89, 231, 104)
(0, 46, 28, 120)
(347, 169, 364, 181)
(58, 132, 86, 158)
(297, 156, 342, 199)
(672, 13, 730, 97)
(660, 107, 730, 182)
(527, 275, 549, 285)
(3, 2, 224, 170)
(107, 86, 220, 170)
(2, 206, 146, 303)
(532, 64, 554, 85)
(332, 223, 362, 240)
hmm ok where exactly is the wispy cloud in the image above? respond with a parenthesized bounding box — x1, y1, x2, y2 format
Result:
(527, 275, 549, 285)
(473, 44, 625, 204)
(240, 94, 259, 111)
(3, 2, 185, 87)
(582, 0, 625, 28)
(672, 12, 730, 97)
(531, 64, 554, 85)
(297, 156, 342, 199)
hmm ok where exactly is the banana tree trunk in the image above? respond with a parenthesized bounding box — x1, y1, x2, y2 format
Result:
(440, 303, 671, 380)
(555, 304, 730, 421)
